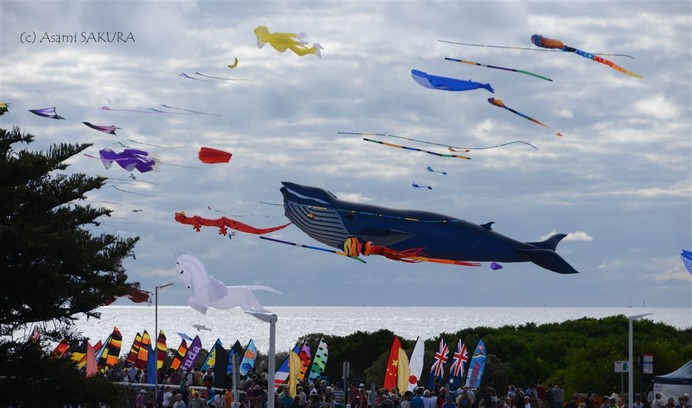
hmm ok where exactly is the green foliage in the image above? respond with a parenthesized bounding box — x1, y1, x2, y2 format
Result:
(303, 315, 690, 398)
(0, 127, 140, 405)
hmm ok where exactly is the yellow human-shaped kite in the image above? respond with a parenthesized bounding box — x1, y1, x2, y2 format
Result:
(254, 26, 323, 58)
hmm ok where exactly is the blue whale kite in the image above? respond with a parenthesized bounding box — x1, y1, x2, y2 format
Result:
(279, 182, 578, 274)
(411, 69, 495, 93)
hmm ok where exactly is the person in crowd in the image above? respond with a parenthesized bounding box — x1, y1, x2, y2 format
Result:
(400, 390, 413, 408)
(652, 394, 665, 408)
(180, 375, 191, 406)
(552, 384, 564, 408)
(457, 389, 474, 408)
(190, 391, 210, 408)
(632, 396, 644, 408)
(136, 389, 148, 408)
(536, 381, 546, 408)
(173, 394, 187, 408)
(225, 388, 235, 408)
(412, 388, 425, 408)
(442, 394, 456, 408)
(163, 386, 174, 408)
(358, 386, 368, 408)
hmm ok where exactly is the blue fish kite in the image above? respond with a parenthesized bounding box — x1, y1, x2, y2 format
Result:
(411, 69, 494, 93)
(279, 182, 578, 274)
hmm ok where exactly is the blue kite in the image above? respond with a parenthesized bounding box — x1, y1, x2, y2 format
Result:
(275, 182, 578, 273)
(411, 69, 494, 93)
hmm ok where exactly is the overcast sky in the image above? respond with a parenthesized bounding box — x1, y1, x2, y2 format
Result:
(1, 0, 690, 309)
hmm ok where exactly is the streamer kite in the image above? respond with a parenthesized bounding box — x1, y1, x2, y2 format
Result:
(438, 39, 635, 59)
(29, 107, 65, 119)
(83, 122, 121, 135)
(531, 34, 641, 78)
(280, 181, 579, 273)
(174, 211, 290, 236)
(260, 236, 366, 263)
(338, 131, 537, 152)
(488, 98, 548, 128)
(444, 57, 552, 81)
(364, 138, 471, 159)
(254, 26, 323, 57)
(198, 147, 232, 164)
(412, 182, 432, 190)
(426, 166, 448, 175)
(102, 106, 166, 114)
(411, 69, 494, 93)
(95, 148, 160, 173)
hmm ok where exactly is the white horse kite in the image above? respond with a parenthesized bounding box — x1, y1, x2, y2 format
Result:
(175, 254, 281, 314)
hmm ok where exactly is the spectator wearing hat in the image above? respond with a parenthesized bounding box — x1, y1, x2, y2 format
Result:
(136, 389, 148, 408)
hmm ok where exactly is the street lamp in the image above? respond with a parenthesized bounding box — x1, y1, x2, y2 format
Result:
(155, 282, 174, 395)
(246, 310, 278, 408)
(628, 313, 652, 408)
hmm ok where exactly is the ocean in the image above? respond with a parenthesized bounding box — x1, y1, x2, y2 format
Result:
(72, 306, 691, 353)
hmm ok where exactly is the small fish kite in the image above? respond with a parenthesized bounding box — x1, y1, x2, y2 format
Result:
(103, 282, 153, 306)
(555, 132, 564, 137)
(426, 166, 448, 175)
(531, 34, 641, 78)
(83, 122, 121, 135)
(174, 211, 290, 236)
(97, 148, 160, 173)
(192, 324, 212, 332)
(364, 138, 471, 159)
(0, 102, 9, 115)
(412, 182, 432, 190)
(29, 107, 65, 119)
(681, 250, 692, 274)
(228, 57, 239, 68)
(488, 98, 548, 128)
(444, 57, 552, 81)
(176, 254, 281, 314)
(411, 69, 494, 93)
(198, 147, 232, 164)
(254, 26, 323, 58)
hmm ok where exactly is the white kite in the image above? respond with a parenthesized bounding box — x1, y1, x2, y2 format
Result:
(175, 254, 281, 314)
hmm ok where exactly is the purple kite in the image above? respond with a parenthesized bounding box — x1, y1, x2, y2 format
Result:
(98, 148, 159, 173)
(490, 262, 503, 270)
(83, 122, 121, 135)
(29, 107, 65, 119)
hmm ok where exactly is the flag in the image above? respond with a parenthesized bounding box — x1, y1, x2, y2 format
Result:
(147, 344, 157, 384)
(51, 339, 69, 358)
(156, 330, 167, 369)
(135, 331, 151, 370)
(275, 342, 303, 390)
(426, 338, 448, 390)
(384, 336, 402, 390)
(240, 339, 258, 376)
(29, 326, 41, 343)
(298, 341, 312, 380)
(448, 339, 469, 388)
(201, 339, 222, 371)
(308, 336, 329, 381)
(227, 340, 244, 375)
(407, 337, 425, 392)
(77, 340, 102, 369)
(126, 332, 142, 364)
(214, 343, 230, 389)
(464, 339, 487, 389)
(397, 345, 411, 394)
(85, 342, 97, 377)
(288, 350, 301, 397)
(69, 341, 88, 364)
(98, 327, 123, 369)
(170, 339, 188, 370)
(181, 335, 203, 372)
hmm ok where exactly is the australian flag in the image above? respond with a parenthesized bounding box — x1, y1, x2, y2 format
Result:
(448, 339, 469, 388)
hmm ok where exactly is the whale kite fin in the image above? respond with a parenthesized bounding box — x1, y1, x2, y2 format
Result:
(527, 233, 567, 251)
(516, 248, 579, 274)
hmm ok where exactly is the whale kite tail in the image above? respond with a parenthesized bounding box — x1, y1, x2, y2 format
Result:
(519, 234, 579, 274)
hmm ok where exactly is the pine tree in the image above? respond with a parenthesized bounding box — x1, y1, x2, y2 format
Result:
(0, 127, 138, 404)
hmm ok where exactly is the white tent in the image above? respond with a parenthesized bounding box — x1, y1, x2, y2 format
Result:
(654, 360, 692, 401)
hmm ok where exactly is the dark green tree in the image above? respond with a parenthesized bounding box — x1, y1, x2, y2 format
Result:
(0, 127, 139, 406)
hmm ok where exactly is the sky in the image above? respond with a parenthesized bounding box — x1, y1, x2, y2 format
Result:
(1, 0, 690, 309)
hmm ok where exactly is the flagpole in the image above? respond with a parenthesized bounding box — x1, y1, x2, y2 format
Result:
(246, 311, 278, 408)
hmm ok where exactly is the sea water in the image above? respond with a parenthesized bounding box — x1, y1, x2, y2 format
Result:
(71, 306, 691, 353)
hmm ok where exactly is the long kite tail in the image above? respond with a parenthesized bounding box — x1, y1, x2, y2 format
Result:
(439, 39, 636, 59)
(363, 138, 472, 159)
(572, 49, 642, 78)
(444, 57, 552, 82)
(259, 236, 366, 263)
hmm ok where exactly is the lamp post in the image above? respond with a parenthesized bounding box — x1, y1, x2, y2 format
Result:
(628, 313, 652, 408)
(246, 310, 278, 408)
(155, 282, 174, 396)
